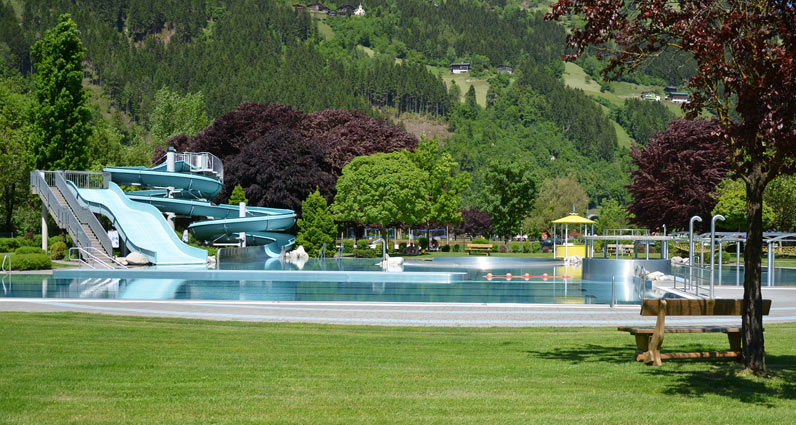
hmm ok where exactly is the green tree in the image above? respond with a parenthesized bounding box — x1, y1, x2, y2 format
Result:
(594, 198, 630, 236)
(407, 139, 471, 239)
(30, 14, 92, 171)
(712, 179, 774, 231)
(525, 177, 589, 236)
(482, 160, 537, 242)
(295, 188, 337, 258)
(149, 87, 209, 145)
(448, 80, 461, 103)
(0, 69, 33, 233)
(227, 184, 248, 206)
(764, 176, 796, 232)
(332, 152, 429, 240)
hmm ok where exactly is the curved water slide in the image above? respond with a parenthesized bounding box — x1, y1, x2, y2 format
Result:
(103, 155, 296, 256)
(71, 182, 209, 265)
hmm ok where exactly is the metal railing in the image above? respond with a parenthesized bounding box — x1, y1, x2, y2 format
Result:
(156, 151, 224, 182)
(68, 247, 127, 269)
(56, 173, 113, 256)
(671, 263, 712, 297)
(63, 170, 110, 189)
(32, 171, 92, 251)
(31, 170, 114, 257)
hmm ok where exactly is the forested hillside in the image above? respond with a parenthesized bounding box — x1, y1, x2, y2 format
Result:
(0, 0, 688, 234)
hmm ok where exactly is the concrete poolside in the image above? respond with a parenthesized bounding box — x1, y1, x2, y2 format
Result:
(1, 285, 794, 327)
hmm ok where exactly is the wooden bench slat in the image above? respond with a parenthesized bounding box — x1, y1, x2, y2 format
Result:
(640, 299, 771, 316)
(617, 326, 742, 334)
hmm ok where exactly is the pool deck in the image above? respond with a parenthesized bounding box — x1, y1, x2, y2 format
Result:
(1, 284, 794, 327)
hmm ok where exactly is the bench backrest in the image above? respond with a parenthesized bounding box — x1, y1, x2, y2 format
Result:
(640, 299, 771, 316)
(466, 244, 493, 249)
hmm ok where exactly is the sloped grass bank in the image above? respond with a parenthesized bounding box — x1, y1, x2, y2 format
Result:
(0, 313, 794, 424)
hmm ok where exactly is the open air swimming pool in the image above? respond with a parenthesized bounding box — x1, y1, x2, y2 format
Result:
(2, 257, 794, 304)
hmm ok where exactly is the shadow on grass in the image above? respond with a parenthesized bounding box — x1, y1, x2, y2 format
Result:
(643, 354, 796, 406)
(524, 343, 634, 364)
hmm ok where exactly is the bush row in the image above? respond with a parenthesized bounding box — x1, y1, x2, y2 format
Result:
(4, 253, 52, 271)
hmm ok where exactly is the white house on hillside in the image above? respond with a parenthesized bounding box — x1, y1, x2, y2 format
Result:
(354, 3, 366, 15)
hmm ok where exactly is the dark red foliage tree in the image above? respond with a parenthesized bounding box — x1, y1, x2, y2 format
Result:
(547, 0, 796, 373)
(453, 208, 494, 238)
(155, 103, 418, 213)
(627, 119, 729, 231)
(301, 109, 419, 176)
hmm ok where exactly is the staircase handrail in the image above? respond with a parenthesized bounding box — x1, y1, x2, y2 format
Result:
(83, 246, 128, 269)
(68, 247, 115, 269)
(30, 171, 93, 252)
(56, 172, 113, 256)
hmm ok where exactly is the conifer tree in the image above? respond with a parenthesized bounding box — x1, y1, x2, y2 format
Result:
(296, 188, 337, 258)
(30, 14, 92, 171)
(228, 184, 248, 206)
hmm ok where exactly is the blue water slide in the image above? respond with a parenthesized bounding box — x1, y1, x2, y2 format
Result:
(105, 166, 223, 199)
(70, 181, 208, 265)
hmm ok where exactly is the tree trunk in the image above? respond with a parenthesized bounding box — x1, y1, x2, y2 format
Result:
(3, 183, 15, 233)
(742, 166, 767, 374)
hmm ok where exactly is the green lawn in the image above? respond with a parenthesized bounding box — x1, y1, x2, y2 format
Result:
(1, 313, 794, 424)
(427, 66, 490, 108)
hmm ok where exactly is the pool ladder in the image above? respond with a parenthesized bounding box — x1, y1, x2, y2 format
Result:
(1, 254, 9, 274)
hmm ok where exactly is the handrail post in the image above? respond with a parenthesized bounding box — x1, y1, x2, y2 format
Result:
(610, 275, 616, 308)
(710, 214, 725, 298)
(688, 216, 702, 290)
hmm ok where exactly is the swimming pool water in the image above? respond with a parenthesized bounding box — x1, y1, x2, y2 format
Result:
(2, 258, 792, 304)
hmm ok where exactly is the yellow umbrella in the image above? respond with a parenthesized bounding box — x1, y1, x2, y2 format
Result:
(552, 214, 595, 258)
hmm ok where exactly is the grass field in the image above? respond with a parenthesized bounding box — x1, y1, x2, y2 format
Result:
(427, 66, 490, 108)
(0, 313, 794, 424)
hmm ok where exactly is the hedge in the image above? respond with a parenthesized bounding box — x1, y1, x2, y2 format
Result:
(6, 253, 52, 271)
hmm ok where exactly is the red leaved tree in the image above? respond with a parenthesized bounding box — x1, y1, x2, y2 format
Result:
(627, 119, 729, 230)
(155, 103, 418, 213)
(547, 1, 796, 373)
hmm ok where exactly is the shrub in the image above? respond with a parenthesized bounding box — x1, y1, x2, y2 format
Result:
(529, 241, 541, 253)
(9, 253, 52, 270)
(16, 246, 45, 255)
(48, 236, 68, 248)
(0, 238, 19, 253)
(343, 239, 354, 254)
(398, 242, 407, 251)
(354, 248, 380, 258)
(441, 244, 450, 252)
(15, 236, 36, 248)
(418, 237, 429, 250)
(49, 241, 68, 260)
(471, 237, 489, 244)
(452, 243, 462, 252)
(356, 239, 370, 250)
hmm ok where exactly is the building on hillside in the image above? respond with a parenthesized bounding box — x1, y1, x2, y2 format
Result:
(337, 4, 355, 15)
(306, 3, 330, 13)
(293, 4, 306, 11)
(353, 3, 366, 16)
(640, 91, 660, 101)
(666, 92, 690, 103)
(449, 63, 472, 74)
(664, 86, 678, 94)
(497, 65, 513, 75)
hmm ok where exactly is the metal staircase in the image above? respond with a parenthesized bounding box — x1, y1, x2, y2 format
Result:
(31, 170, 114, 258)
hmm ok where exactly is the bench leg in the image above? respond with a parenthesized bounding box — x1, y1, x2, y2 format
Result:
(634, 334, 650, 362)
(644, 302, 667, 366)
(727, 332, 743, 361)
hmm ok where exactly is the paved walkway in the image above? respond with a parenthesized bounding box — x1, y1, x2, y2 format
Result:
(2, 285, 794, 327)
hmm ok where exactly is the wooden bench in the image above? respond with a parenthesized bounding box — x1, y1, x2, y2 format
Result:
(618, 298, 771, 366)
(465, 243, 492, 256)
(606, 244, 633, 255)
